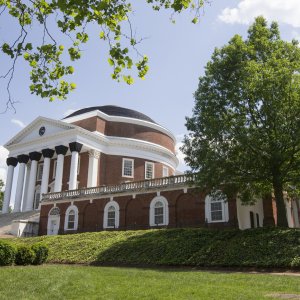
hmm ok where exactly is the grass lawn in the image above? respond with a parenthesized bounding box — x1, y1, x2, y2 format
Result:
(0, 265, 299, 300)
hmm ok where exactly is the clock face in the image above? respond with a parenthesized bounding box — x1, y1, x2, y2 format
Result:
(39, 126, 46, 136)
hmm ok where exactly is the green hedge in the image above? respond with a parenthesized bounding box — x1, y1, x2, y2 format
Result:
(0, 241, 16, 266)
(1, 228, 300, 268)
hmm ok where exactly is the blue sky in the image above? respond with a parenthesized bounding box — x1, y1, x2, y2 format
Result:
(1, 0, 300, 184)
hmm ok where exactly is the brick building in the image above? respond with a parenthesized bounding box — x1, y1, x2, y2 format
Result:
(2, 105, 300, 235)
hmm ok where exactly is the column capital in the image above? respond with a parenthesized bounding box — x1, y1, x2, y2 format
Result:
(42, 148, 55, 158)
(69, 142, 83, 153)
(6, 157, 18, 167)
(88, 149, 100, 159)
(55, 145, 68, 155)
(29, 151, 42, 161)
(17, 154, 29, 164)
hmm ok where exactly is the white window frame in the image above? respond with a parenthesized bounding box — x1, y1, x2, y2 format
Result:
(52, 160, 57, 179)
(149, 196, 169, 226)
(122, 158, 134, 178)
(37, 163, 44, 181)
(145, 162, 155, 180)
(64, 205, 79, 231)
(34, 185, 41, 210)
(205, 192, 229, 223)
(162, 166, 169, 177)
(103, 201, 120, 229)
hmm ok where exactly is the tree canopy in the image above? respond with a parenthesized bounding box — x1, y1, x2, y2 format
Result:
(0, 0, 206, 110)
(182, 17, 300, 227)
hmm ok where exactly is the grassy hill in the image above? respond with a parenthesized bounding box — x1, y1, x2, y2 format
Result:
(3, 228, 300, 268)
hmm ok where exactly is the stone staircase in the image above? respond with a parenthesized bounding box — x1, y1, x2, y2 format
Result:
(0, 211, 40, 237)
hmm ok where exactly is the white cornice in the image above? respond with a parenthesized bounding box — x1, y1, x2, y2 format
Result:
(7, 125, 179, 169)
(63, 110, 176, 143)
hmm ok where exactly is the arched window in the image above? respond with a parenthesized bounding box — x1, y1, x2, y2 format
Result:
(47, 207, 60, 235)
(64, 205, 79, 231)
(149, 196, 169, 226)
(103, 201, 120, 229)
(205, 192, 229, 223)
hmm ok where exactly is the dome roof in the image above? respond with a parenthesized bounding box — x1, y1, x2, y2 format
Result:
(64, 105, 156, 123)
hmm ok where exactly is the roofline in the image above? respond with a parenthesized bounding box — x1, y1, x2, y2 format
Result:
(63, 109, 177, 143)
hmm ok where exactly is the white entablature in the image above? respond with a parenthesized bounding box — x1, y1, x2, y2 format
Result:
(4, 116, 178, 169)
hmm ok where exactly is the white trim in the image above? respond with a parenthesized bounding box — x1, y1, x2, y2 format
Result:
(145, 162, 155, 179)
(63, 109, 176, 143)
(149, 196, 169, 226)
(6, 127, 178, 170)
(64, 205, 79, 231)
(205, 193, 229, 223)
(103, 201, 120, 229)
(122, 158, 134, 178)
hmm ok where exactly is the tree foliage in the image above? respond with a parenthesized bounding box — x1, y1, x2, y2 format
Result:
(0, 0, 206, 110)
(182, 17, 300, 227)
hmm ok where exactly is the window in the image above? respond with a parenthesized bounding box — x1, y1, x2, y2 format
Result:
(205, 192, 229, 223)
(149, 196, 169, 226)
(53, 160, 57, 179)
(122, 158, 134, 178)
(107, 206, 116, 227)
(64, 205, 79, 231)
(103, 201, 120, 229)
(163, 166, 169, 177)
(34, 187, 41, 210)
(67, 210, 75, 229)
(37, 164, 44, 181)
(145, 162, 154, 179)
(154, 201, 164, 225)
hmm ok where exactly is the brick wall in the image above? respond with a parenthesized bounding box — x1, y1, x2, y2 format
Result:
(38, 188, 239, 235)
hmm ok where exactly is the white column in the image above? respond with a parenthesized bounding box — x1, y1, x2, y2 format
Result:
(68, 142, 83, 190)
(87, 150, 100, 187)
(2, 157, 18, 214)
(41, 157, 51, 195)
(25, 152, 42, 211)
(54, 154, 65, 192)
(69, 151, 79, 190)
(25, 160, 38, 211)
(21, 163, 31, 212)
(54, 145, 68, 193)
(14, 155, 29, 212)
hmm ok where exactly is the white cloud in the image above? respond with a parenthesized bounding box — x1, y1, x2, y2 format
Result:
(219, 0, 300, 28)
(63, 109, 76, 117)
(11, 119, 25, 128)
(0, 146, 8, 184)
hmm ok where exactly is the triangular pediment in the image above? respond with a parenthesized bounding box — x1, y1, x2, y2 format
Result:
(5, 117, 76, 148)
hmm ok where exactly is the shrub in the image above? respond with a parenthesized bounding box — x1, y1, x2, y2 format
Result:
(15, 246, 35, 266)
(31, 243, 49, 265)
(0, 241, 16, 266)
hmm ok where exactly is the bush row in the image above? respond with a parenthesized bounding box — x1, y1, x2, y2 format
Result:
(0, 241, 48, 266)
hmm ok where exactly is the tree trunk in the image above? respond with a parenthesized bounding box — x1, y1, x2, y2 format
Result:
(272, 174, 288, 227)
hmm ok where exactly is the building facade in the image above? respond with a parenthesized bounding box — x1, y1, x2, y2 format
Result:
(2, 105, 300, 235)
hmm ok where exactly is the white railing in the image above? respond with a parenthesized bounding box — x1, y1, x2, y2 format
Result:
(42, 174, 196, 202)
